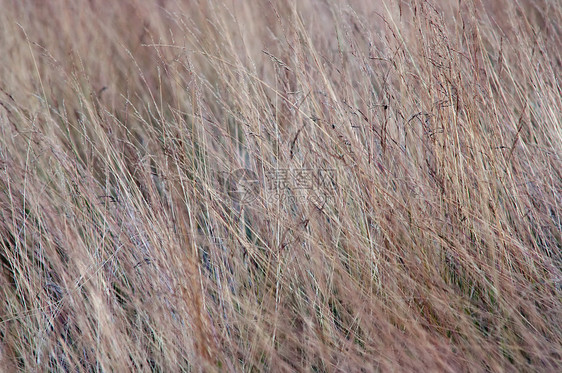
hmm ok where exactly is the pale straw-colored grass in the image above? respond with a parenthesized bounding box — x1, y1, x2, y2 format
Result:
(0, 0, 560, 371)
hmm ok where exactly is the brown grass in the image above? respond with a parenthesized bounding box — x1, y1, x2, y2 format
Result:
(0, 0, 561, 371)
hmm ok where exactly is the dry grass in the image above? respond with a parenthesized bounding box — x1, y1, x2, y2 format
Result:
(0, 0, 561, 371)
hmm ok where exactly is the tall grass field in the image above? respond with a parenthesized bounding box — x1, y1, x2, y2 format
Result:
(0, 0, 561, 371)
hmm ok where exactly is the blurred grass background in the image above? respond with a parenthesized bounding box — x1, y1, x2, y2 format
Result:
(0, 0, 560, 371)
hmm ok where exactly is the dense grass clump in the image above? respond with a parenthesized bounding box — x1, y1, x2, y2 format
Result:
(0, 0, 561, 371)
